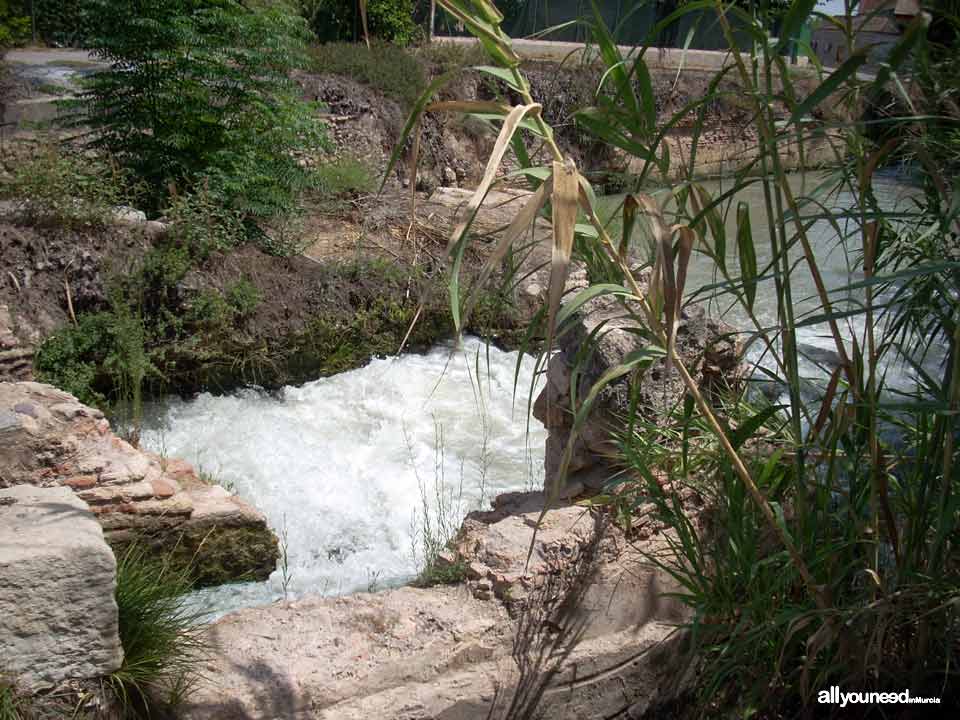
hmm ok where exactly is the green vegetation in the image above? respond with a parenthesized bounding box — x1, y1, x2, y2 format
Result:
(165, 185, 247, 257)
(401, 0, 960, 715)
(310, 41, 427, 109)
(80, 0, 328, 228)
(315, 156, 377, 198)
(0, 681, 26, 720)
(1, 143, 136, 230)
(33, 245, 521, 421)
(31, 0, 94, 46)
(300, 0, 418, 46)
(0, 1, 28, 46)
(109, 544, 205, 718)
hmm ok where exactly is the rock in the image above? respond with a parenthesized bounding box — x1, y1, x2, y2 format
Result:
(0, 485, 123, 691)
(179, 492, 690, 720)
(110, 205, 147, 225)
(0, 381, 279, 586)
(0, 304, 33, 382)
(533, 284, 742, 496)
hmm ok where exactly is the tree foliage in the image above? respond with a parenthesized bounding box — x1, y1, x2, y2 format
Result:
(300, 0, 419, 45)
(80, 0, 328, 223)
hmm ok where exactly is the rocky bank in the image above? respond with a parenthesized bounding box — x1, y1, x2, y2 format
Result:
(0, 381, 278, 585)
(179, 492, 695, 720)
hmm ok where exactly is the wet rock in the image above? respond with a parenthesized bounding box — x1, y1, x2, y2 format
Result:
(0, 485, 123, 691)
(0, 381, 278, 585)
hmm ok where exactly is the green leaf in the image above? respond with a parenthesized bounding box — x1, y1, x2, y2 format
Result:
(790, 50, 869, 123)
(474, 65, 524, 91)
(729, 405, 784, 452)
(693, 185, 726, 272)
(736, 201, 757, 311)
(556, 283, 633, 329)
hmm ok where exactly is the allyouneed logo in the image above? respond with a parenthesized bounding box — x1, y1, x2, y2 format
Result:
(818, 687, 941, 707)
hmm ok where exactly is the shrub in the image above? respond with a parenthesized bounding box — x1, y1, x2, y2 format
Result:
(34, 313, 113, 409)
(80, 0, 329, 224)
(225, 278, 261, 321)
(165, 185, 247, 257)
(0, 1, 29, 47)
(108, 544, 206, 718)
(300, 0, 419, 46)
(309, 41, 426, 109)
(0, 143, 134, 230)
(314, 156, 376, 200)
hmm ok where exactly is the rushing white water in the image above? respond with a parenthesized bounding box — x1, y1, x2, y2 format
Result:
(140, 338, 545, 618)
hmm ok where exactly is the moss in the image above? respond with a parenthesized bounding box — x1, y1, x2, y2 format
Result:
(414, 557, 469, 587)
(34, 251, 527, 406)
(110, 524, 280, 589)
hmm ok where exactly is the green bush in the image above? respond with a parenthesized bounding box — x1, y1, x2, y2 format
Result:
(0, 144, 134, 230)
(225, 278, 262, 321)
(0, 1, 29, 47)
(300, 0, 419, 46)
(109, 544, 205, 718)
(310, 41, 426, 109)
(314, 156, 376, 199)
(80, 0, 329, 226)
(165, 185, 247, 257)
(34, 313, 113, 409)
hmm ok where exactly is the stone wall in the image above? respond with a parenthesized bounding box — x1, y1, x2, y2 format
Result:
(0, 381, 278, 585)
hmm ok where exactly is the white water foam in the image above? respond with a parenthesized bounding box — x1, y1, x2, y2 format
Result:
(140, 337, 546, 618)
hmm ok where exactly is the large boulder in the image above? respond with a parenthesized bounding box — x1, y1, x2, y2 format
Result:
(0, 485, 124, 691)
(0, 381, 278, 585)
(534, 277, 742, 497)
(178, 492, 689, 720)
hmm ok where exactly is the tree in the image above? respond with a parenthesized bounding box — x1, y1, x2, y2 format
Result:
(80, 0, 328, 223)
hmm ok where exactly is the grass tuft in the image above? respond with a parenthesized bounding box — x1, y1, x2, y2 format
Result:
(108, 543, 206, 718)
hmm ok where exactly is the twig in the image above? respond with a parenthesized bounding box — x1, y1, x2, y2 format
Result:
(64, 278, 78, 327)
(6, 271, 20, 293)
(397, 300, 425, 356)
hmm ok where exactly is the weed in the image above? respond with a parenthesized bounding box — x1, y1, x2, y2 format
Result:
(1, 143, 137, 230)
(165, 185, 246, 257)
(365, 568, 383, 593)
(225, 279, 261, 322)
(309, 41, 426, 109)
(406, 405, 493, 586)
(108, 544, 205, 719)
(0, 680, 26, 720)
(34, 312, 113, 409)
(416, 41, 489, 75)
(314, 156, 376, 203)
(279, 515, 293, 601)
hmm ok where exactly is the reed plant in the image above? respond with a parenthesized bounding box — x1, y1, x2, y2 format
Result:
(390, 0, 960, 714)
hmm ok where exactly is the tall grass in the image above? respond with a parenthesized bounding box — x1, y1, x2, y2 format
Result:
(109, 544, 206, 718)
(391, 0, 960, 714)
